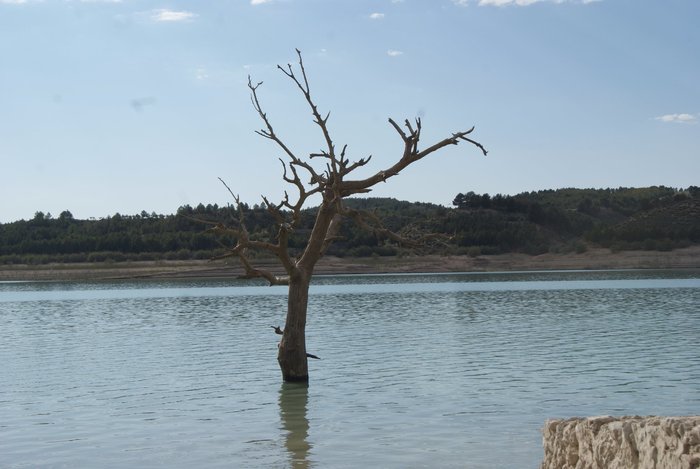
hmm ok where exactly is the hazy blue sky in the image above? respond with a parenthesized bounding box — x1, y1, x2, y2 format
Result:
(1, 0, 698, 222)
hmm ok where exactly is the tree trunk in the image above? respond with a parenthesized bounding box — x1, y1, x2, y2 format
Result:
(278, 270, 311, 382)
(276, 197, 335, 382)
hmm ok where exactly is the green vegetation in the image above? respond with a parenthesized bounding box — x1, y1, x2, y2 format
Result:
(1, 186, 698, 265)
(449, 186, 700, 255)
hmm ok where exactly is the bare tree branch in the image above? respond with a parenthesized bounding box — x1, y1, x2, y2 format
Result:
(248, 76, 327, 187)
(339, 205, 449, 249)
(278, 49, 339, 178)
(237, 251, 290, 285)
(339, 120, 487, 197)
(212, 61, 487, 274)
(321, 213, 343, 255)
(204, 179, 297, 283)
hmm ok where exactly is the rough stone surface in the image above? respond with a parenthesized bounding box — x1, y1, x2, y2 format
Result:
(541, 416, 700, 469)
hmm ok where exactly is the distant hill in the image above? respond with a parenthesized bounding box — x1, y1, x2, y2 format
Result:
(448, 186, 700, 255)
(587, 196, 700, 251)
(1, 186, 698, 265)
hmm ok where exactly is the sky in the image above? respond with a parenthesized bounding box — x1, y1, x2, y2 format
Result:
(1, 0, 698, 222)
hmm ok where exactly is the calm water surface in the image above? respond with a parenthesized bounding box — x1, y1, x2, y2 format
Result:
(1, 270, 698, 468)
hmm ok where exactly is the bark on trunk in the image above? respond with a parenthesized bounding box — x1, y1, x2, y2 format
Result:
(278, 198, 336, 382)
(278, 270, 311, 382)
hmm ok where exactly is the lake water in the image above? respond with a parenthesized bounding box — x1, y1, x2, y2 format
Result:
(1, 270, 698, 468)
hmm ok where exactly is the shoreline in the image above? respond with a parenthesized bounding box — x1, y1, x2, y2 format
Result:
(1, 246, 699, 282)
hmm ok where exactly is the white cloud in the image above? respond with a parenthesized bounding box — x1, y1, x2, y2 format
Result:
(251, 0, 272, 5)
(655, 113, 698, 124)
(151, 8, 196, 22)
(387, 49, 403, 57)
(479, 0, 538, 5)
(453, 0, 601, 5)
(369, 12, 385, 19)
(1, 0, 125, 3)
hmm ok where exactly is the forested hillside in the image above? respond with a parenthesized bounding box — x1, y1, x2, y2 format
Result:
(448, 186, 700, 255)
(1, 186, 698, 265)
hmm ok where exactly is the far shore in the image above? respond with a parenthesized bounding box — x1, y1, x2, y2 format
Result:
(1, 246, 699, 282)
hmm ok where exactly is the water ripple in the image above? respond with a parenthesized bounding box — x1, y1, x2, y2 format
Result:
(1, 272, 698, 468)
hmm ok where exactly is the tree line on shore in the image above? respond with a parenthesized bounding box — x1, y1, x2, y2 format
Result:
(1, 186, 698, 265)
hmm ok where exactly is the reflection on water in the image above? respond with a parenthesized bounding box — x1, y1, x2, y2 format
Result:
(279, 383, 312, 469)
(0, 270, 698, 468)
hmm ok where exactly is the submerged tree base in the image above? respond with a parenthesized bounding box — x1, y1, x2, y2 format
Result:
(282, 374, 310, 383)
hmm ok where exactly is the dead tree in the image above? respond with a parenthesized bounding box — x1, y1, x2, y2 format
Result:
(209, 49, 486, 382)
